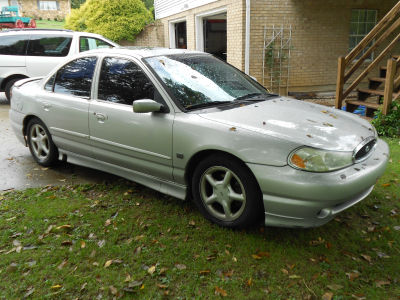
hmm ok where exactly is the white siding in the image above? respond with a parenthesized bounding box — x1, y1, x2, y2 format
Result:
(155, 0, 219, 19)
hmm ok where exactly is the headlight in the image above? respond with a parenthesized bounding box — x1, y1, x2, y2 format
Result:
(288, 147, 353, 172)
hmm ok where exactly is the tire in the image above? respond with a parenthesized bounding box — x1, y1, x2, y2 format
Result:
(5, 78, 23, 102)
(26, 118, 58, 167)
(192, 154, 264, 228)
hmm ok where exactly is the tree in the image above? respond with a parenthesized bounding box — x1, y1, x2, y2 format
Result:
(71, 0, 86, 9)
(65, 0, 153, 42)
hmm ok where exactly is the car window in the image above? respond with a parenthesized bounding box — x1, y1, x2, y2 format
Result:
(97, 57, 157, 105)
(0, 35, 29, 55)
(27, 35, 72, 57)
(80, 37, 113, 52)
(44, 73, 56, 91)
(54, 57, 97, 98)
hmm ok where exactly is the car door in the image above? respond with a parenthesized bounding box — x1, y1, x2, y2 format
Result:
(88, 56, 174, 181)
(38, 56, 98, 157)
(25, 34, 73, 77)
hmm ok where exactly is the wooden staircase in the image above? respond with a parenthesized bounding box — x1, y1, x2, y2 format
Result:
(335, 2, 400, 117)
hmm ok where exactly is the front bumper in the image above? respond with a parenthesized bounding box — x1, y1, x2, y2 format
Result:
(247, 138, 389, 228)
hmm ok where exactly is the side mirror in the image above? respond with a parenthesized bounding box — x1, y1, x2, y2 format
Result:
(133, 99, 164, 113)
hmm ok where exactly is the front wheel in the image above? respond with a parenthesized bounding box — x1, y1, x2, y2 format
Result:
(27, 118, 58, 166)
(192, 154, 263, 228)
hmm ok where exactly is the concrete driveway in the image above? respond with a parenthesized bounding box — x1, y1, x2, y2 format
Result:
(0, 94, 116, 192)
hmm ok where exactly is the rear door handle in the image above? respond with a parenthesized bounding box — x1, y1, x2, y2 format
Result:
(94, 112, 107, 122)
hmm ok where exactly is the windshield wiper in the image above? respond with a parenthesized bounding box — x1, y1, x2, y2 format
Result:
(186, 101, 232, 110)
(234, 93, 277, 101)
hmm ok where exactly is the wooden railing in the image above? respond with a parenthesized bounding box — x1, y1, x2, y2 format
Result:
(335, 1, 400, 114)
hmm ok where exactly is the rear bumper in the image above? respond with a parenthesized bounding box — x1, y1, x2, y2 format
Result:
(247, 138, 389, 228)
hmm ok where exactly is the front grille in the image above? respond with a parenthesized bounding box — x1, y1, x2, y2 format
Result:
(354, 138, 377, 162)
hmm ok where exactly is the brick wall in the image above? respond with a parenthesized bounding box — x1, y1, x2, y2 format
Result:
(21, 0, 70, 20)
(249, 0, 399, 93)
(157, 0, 246, 71)
(120, 21, 165, 47)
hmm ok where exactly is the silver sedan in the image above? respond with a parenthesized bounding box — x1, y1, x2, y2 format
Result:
(9, 48, 389, 228)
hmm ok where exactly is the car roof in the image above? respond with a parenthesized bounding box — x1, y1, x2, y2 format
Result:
(85, 47, 206, 59)
(0, 29, 107, 39)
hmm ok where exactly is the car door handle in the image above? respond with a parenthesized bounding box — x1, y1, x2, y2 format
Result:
(43, 102, 52, 111)
(94, 112, 107, 122)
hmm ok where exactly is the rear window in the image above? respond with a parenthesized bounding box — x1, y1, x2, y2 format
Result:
(27, 35, 72, 57)
(0, 35, 29, 55)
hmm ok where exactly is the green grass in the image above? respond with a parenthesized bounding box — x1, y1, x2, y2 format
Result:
(35, 20, 65, 30)
(0, 138, 399, 299)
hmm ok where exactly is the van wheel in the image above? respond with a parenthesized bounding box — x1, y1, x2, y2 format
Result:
(5, 78, 23, 102)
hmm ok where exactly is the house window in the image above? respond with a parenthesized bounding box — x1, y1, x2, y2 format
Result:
(38, 1, 59, 10)
(349, 9, 377, 59)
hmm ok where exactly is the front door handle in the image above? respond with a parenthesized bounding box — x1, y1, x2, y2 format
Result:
(94, 112, 107, 122)
(43, 102, 52, 111)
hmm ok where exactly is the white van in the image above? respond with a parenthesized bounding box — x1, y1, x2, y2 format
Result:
(0, 29, 118, 101)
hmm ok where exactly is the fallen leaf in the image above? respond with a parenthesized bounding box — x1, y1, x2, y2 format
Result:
(281, 268, 289, 275)
(375, 280, 390, 288)
(157, 284, 168, 289)
(199, 270, 211, 275)
(360, 254, 371, 263)
(104, 260, 113, 268)
(24, 287, 35, 298)
(289, 275, 301, 279)
(215, 286, 227, 297)
(327, 284, 343, 291)
(381, 183, 391, 187)
(175, 263, 186, 270)
(148, 265, 156, 275)
(104, 219, 111, 227)
(322, 292, 333, 300)
(128, 280, 143, 288)
(109, 285, 118, 295)
(189, 220, 196, 226)
(257, 251, 270, 258)
(61, 240, 72, 246)
(252, 254, 262, 260)
(57, 260, 67, 270)
(51, 285, 62, 290)
(346, 270, 360, 281)
(246, 278, 253, 286)
(98, 240, 106, 248)
(80, 241, 86, 249)
(80, 282, 87, 291)
(124, 274, 131, 282)
(56, 224, 72, 232)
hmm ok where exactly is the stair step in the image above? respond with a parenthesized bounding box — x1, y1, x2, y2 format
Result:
(358, 88, 385, 96)
(368, 77, 385, 83)
(345, 100, 380, 110)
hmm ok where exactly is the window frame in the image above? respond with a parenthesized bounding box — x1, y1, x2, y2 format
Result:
(93, 55, 170, 112)
(38, 0, 59, 11)
(49, 56, 98, 98)
(79, 36, 114, 53)
(349, 9, 378, 60)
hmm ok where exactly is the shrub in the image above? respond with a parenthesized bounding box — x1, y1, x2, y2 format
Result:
(65, 0, 153, 42)
(372, 101, 400, 138)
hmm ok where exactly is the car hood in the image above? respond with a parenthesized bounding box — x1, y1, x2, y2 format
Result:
(197, 98, 375, 152)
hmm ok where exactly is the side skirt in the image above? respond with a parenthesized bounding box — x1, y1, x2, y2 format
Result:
(59, 149, 187, 200)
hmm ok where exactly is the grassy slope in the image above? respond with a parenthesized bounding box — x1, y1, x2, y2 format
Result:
(0, 139, 399, 299)
(35, 20, 65, 30)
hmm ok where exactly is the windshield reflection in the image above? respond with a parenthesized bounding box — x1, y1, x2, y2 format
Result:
(145, 54, 269, 110)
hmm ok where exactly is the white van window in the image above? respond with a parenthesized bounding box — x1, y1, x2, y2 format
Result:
(0, 35, 29, 55)
(27, 36, 72, 57)
(79, 37, 113, 52)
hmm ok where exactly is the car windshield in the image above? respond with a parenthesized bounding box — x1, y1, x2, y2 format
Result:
(145, 54, 271, 110)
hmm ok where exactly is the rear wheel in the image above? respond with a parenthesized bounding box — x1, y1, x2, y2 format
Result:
(27, 118, 58, 166)
(192, 154, 263, 228)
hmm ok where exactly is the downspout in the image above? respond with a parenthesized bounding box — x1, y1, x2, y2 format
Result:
(245, 0, 251, 74)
